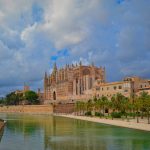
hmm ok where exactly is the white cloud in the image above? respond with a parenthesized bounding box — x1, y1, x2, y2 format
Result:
(0, 0, 150, 95)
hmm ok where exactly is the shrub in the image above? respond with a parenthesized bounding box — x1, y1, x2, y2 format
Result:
(111, 112, 122, 118)
(95, 112, 104, 117)
(85, 111, 92, 116)
(127, 112, 136, 117)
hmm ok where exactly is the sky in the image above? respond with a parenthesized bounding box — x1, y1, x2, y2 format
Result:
(0, 0, 150, 96)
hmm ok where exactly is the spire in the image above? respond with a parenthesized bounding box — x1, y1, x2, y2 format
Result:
(53, 62, 57, 75)
(79, 61, 82, 66)
(65, 64, 68, 69)
(53, 62, 57, 71)
(91, 61, 94, 67)
(44, 72, 47, 78)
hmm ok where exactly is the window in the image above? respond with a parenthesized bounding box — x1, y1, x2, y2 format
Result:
(107, 87, 109, 90)
(119, 85, 122, 89)
(140, 85, 142, 88)
(102, 88, 103, 91)
(96, 87, 100, 90)
(114, 86, 117, 90)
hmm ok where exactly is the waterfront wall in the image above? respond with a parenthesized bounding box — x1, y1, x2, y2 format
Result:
(54, 103, 75, 114)
(0, 105, 53, 114)
(0, 119, 4, 132)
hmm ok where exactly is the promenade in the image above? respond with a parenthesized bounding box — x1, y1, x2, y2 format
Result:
(56, 114, 150, 132)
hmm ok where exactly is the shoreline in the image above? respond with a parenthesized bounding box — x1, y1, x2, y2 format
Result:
(0, 119, 5, 132)
(0, 110, 150, 132)
(55, 114, 150, 132)
(0, 112, 52, 115)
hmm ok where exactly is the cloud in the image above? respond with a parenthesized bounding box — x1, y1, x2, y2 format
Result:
(0, 0, 150, 95)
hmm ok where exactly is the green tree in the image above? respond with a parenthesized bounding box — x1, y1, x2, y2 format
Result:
(24, 91, 39, 105)
(120, 97, 129, 118)
(101, 96, 108, 116)
(94, 98, 103, 117)
(134, 97, 142, 123)
(139, 92, 150, 124)
(5, 92, 22, 105)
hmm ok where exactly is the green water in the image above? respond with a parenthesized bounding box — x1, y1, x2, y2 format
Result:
(0, 114, 150, 150)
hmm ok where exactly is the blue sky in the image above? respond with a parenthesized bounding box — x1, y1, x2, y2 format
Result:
(0, 0, 150, 96)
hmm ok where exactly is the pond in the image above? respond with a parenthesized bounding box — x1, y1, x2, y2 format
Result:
(0, 114, 150, 150)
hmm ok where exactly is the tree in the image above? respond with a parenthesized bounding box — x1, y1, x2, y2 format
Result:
(24, 91, 39, 105)
(75, 101, 79, 115)
(139, 92, 150, 124)
(87, 99, 93, 112)
(120, 97, 129, 118)
(101, 96, 108, 116)
(5, 92, 22, 105)
(134, 97, 142, 123)
(94, 98, 101, 116)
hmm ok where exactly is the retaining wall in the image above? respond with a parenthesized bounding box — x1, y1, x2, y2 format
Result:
(0, 119, 4, 132)
(0, 105, 53, 114)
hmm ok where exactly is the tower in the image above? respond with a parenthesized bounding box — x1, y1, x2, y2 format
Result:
(23, 83, 30, 92)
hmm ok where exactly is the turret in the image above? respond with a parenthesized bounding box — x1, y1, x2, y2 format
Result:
(44, 72, 48, 88)
(53, 62, 57, 74)
(103, 67, 106, 83)
(79, 61, 82, 66)
(91, 61, 94, 67)
(44, 72, 47, 79)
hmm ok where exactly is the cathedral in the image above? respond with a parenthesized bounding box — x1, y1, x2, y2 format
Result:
(44, 62, 106, 104)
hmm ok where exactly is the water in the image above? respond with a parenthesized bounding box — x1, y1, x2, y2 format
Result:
(0, 114, 150, 150)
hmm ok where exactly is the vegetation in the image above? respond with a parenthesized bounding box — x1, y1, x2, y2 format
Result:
(75, 91, 150, 124)
(0, 90, 39, 105)
(24, 91, 39, 105)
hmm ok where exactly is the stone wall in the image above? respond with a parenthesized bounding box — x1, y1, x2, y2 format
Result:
(54, 103, 75, 114)
(0, 119, 4, 132)
(0, 105, 53, 114)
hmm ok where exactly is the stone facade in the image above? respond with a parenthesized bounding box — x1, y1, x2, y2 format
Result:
(137, 80, 150, 95)
(94, 76, 150, 99)
(43, 63, 150, 103)
(44, 62, 106, 104)
(15, 84, 30, 95)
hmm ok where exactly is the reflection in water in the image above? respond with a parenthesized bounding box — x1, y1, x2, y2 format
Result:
(0, 114, 150, 150)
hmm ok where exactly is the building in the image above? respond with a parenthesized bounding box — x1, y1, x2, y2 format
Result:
(94, 76, 150, 99)
(93, 80, 133, 98)
(137, 80, 150, 95)
(37, 88, 44, 104)
(43, 63, 150, 104)
(44, 62, 106, 104)
(15, 84, 30, 96)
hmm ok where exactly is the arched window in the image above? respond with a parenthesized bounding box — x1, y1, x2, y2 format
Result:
(53, 91, 56, 100)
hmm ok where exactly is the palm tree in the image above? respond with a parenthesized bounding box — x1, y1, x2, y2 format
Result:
(134, 97, 142, 123)
(101, 96, 108, 116)
(140, 92, 150, 124)
(87, 99, 93, 113)
(80, 101, 86, 115)
(110, 96, 116, 120)
(75, 101, 81, 116)
(94, 98, 103, 117)
(139, 92, 147, 119)
(120, 96, 129, 119)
